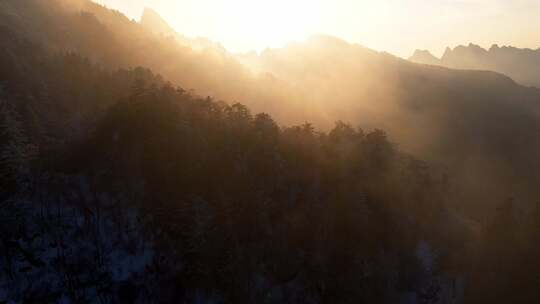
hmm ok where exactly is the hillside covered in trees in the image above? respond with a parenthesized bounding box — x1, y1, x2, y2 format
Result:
(3, 0, 540, 218)
(1, 0, 540, 303)
(0, 37, 464, 303)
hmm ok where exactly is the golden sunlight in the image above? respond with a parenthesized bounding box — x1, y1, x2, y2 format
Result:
(4, 0, 540, 302)
(95, 0, 540, 57)
(170, 0, 324, 52)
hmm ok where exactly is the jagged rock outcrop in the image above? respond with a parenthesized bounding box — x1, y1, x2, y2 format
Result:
(140, 7, 176, 36)
(409, 49, 441, 66)
(410, 44, 540, 87)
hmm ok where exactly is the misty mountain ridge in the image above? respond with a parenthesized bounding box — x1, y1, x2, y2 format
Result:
(2, 1, 540, 303)
(409, 49, 441, 66)
(140, 7, 223, 52)
(2, 0, 540, 213)
(410, 43, 540, 88)
(140, 7, 176, 36)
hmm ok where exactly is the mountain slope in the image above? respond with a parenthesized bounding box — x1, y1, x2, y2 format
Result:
(250, 38, 540, 211)
(2, 0, 540, 214)
(0, 17, 466, 303)
(2, 1, 540, 302)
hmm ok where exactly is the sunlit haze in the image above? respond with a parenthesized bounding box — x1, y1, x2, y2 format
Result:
(94, 0, 540, 57)
(3, 0, 540, 302)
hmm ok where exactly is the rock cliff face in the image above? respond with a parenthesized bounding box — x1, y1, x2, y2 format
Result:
(140, 7, 176, 36)
(410, 44, 540, 88)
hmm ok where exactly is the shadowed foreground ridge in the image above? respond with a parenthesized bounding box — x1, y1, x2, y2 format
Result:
(0, 49, 461, 302)
(1, 0, 540, 303)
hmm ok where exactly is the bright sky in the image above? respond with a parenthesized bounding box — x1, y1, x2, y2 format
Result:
(94, 0, 540, 57)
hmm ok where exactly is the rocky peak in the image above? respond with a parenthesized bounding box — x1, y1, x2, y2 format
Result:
(140, 7, 175, 36)
(409, 49, 441, 65)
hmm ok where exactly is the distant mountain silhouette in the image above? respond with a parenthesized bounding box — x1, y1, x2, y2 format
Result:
(140, 7, 176, 36)
(139, 7, 219, 51)
(409, 49, 441, 65)
(410, 44, 540, 88)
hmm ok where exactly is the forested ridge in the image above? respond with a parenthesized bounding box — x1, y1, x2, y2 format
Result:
(0, 36, 454, 303)
(4, 0, 540, 219)
(1, 1, 540, 303)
